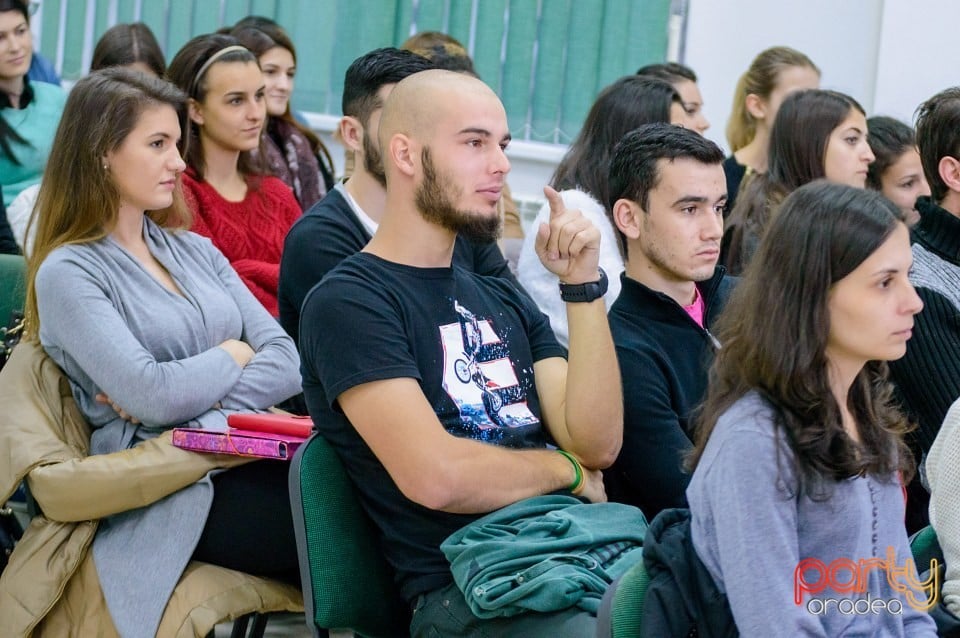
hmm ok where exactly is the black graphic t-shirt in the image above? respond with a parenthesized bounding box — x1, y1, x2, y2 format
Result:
(300, 252, 565, 602)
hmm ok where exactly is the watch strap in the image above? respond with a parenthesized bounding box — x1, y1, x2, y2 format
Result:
(558, 268, 608, 303)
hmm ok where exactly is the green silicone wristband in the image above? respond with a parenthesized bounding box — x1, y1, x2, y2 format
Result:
(557, 449, 584, 494)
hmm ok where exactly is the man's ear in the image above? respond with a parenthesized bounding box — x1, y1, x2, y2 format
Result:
(939, 156, 960, 194)
(612, 198, 642, 240)
(744, 93, 765, 121)
(388, 133, 416, 178)
(339, 115, 364, 153)
(187, 98, 203, 126)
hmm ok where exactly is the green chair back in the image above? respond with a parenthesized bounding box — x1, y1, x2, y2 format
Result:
(910, 525, 943, 575)
(289, 433, 410, 638)
(0, 254, 26, 325)
(611, 559, 650, 638)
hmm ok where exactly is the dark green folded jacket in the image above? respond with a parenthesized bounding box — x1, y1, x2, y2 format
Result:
(441, 494, 647, 618)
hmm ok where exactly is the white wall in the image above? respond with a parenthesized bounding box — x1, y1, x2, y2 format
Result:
(684, 0, 886, 154)
(873, 1, 960, 124)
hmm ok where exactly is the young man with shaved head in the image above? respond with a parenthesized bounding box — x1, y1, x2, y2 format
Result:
(602, 123, 733, 521)
(299, 70, 625, 635)
(278, 48, 517, 350)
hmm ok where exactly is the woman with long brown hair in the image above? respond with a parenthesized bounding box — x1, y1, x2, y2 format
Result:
(230, 16, 336, 209)
(167, 33, 302, 316)
(722, 89, 875, 275)
(22, 68, 300, 638)
(686, 181, 934, 636)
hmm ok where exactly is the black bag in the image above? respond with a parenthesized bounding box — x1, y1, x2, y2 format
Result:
(0, 506, 23, 574)
(0, 310, 23, 372)
(641, 508, 738, 637)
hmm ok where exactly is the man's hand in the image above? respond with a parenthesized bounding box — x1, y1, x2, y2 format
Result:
(95, 392, 141, 424)
(578, 466, 608, 504)
(534, 185, 602, 285)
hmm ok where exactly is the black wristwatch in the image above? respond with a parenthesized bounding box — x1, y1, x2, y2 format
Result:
(558, 268, 608, 303)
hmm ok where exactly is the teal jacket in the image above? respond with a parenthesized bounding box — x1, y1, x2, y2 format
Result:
(441, 494, 647, 618)
(1, 80, 66, 204)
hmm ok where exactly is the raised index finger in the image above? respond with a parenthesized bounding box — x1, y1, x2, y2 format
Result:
(543, 185, 566, 220)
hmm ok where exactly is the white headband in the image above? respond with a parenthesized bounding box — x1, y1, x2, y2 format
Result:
(192, 45, 250, 94)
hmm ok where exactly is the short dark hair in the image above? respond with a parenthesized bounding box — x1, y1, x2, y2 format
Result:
(607, 123, 724, 257)
(0, 0, 31, 162)
(90, 22, 166, 77)
(341, 47, 435, 124)
(866, 116, 916, 191)
(0, 0, 29, 22)
(636, 62, 697, 84)
(915, 87, 960, 204)
(232, 14, 282, 34)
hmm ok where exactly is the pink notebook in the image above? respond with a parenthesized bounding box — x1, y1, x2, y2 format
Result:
(172, 427, 308, 460)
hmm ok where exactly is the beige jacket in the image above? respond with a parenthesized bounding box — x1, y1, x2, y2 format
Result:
(0, 341, 302, 637)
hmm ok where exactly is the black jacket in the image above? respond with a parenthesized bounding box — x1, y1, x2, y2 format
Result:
(605, 268, 735, 520)
(888, 197, 960, 532)
(0, 190, 18, 255)
(641, 508, 738, 638)
(890, 197, 960, 459)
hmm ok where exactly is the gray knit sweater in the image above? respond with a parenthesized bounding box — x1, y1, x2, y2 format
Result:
(687, 392, 936, 637)
(35, 218, 301, 638)
(926, 397, 960, 615)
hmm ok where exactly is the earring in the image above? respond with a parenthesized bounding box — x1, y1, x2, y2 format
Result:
(103, 163, 108, 170)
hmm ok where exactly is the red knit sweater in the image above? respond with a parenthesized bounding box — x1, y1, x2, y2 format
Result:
(182, 169, 301, 316)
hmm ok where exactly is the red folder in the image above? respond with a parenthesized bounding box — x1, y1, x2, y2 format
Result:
(172, 427, 308, 460)
(226, 413, 314, 438)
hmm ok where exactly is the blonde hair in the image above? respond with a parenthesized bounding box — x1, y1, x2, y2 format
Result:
(24, 68, 190, 339)
(726, 46, 819, 152)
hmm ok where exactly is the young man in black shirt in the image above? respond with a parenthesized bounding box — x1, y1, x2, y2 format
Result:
(300, 69, 622, 637)
(604, 123, 733, 520)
